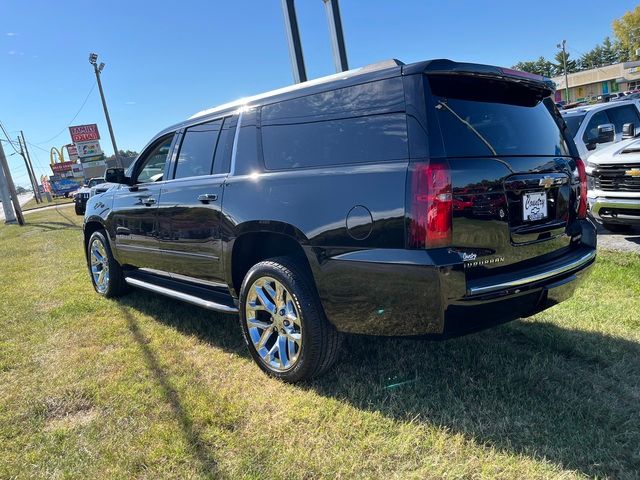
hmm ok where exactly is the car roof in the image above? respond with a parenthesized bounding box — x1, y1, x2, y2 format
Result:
(143, 58, 554, 151)
(561, 99, 639, 117)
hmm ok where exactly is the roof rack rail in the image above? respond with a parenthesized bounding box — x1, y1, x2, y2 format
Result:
(360, 58, 404, 72)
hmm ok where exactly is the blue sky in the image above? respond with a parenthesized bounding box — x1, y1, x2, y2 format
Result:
(1, 0, 637, 187)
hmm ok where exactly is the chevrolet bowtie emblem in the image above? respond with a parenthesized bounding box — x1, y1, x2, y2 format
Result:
(539, 177, 555, 188)
(625, 168, 640, 177)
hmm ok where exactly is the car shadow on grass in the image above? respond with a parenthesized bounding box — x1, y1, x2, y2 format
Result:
(117, 304, 221, 476)
(120, 291, 640, 478)
(27, 221, 82, 231)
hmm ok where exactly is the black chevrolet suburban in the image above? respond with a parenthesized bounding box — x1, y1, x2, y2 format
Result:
(83, 59, 596, 382)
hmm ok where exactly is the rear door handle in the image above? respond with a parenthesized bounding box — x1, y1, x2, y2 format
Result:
(142, 197, 156, 206)
(197, 193, 218, 203)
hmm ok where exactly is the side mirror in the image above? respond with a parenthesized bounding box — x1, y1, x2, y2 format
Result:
(596, 123, 615, 144)
(622, 122, 636, 139)
(104, 167, 128, 184)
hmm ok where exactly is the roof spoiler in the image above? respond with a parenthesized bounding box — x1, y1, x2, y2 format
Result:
(406, 59, 555, 95)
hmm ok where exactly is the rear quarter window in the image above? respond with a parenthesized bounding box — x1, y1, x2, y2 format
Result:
(261, 78, 408, 170)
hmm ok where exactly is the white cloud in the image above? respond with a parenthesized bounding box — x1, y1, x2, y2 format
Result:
(8, 50, 16, 55)
(125, 101, 136, 105)
(6, 32, 17, 36)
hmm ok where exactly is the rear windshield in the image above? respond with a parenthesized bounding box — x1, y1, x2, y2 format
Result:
(562, 114, 585, 138)
(428, 75, 570, 157)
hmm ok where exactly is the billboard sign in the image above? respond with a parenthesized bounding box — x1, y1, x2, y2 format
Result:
(66, 144, 79, 161)
(71, 163, 84, 178)
(69, 124, 100, 143)
(51, 161, 75, 175)
(79, 154, 105, 164)
(76, 141, 103, 158)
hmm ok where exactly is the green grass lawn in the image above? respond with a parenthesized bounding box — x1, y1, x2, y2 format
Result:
(1, 208, 639, 479)
(21, 196, 74, 211)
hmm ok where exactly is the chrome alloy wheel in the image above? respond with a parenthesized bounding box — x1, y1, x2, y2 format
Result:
(90, 239, 110, 294)
(245, 276, 302, 372)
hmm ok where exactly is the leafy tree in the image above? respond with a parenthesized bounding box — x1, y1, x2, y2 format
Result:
(613, 5, 640, 60)
(553, 50, 578, 76)
(105, 149, 139, 162)
(512, 57, 555, 77)
(512, 61, 539, 74)
(16, 186, 27, 194)
(535, 56, 555, 77)
(601, 37, 618, 65)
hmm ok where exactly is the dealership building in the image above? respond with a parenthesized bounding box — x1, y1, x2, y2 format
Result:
(552, 61, 640, 102)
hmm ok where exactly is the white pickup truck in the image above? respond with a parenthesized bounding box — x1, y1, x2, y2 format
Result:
(562, 100, 640, 159)
(586, 123, 640, 231)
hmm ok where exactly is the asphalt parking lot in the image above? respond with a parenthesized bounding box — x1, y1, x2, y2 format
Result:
(596, 223, 640, 252)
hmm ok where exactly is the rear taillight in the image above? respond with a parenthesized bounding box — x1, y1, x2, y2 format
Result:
(575, 158, 587, 219)
(407, 160, 452, 249)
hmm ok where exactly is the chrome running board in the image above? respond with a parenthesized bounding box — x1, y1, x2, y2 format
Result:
(125, 276, 239, 314)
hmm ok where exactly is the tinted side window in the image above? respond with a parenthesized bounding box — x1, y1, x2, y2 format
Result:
(174, 120, 222, 179)
(582, 111, 611, 143)
(607, 105, 640, 133)
(262, 113, 408, 170)
(136, 135, 174, 183)
(212, 116, 237, 174)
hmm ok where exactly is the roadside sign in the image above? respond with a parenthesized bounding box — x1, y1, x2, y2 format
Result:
(71, 163, 84, 178)
(76, 141, 103, 158)
(51, 160, 75, 175)
(79, 154, 104, 163)
(67, 144, 79, 161)
(41, 175, 52, 193)
(69, 124, 100, 143)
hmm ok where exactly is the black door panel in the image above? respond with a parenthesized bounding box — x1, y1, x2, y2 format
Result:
(112, 184, 164, 268)
(157, 176, 226, 282)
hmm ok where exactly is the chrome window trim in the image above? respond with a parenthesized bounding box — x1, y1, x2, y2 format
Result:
(229, 108, 245, 176)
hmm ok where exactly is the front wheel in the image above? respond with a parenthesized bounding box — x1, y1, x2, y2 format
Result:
(87, 230, 127, 298)
(239, 257, 341, 382)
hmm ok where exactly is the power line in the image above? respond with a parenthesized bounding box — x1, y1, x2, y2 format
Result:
(0, 120, 20, 155)
(34, 81, 97, 145)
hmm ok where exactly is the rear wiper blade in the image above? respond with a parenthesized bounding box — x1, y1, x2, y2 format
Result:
(436, 101, 497, 156)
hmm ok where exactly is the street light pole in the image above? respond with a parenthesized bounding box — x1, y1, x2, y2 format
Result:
(557, 40, 570, 103)
(89, 53, 122, 168)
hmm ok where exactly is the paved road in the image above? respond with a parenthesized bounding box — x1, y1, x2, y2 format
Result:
(0, 193, 33, 222)
(596, 223, 640, 253)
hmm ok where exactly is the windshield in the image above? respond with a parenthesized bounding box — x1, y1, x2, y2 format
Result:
(428, 74, 570, 157)
(563, 114, 586, 138)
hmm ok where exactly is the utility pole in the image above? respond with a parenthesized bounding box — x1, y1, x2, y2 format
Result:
(557, 40, 570, 103)
(20, 131, 42, 204)
(281, 0, 307, 84)
(322, 0, 349, 73)
(0, 142, 17, 223)
(17, 134, 41, 204)
(0, 140, 24, 225)
(89, 53, 122, 168)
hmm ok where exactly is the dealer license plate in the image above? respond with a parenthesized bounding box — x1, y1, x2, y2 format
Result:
(522, 191, 547, 222)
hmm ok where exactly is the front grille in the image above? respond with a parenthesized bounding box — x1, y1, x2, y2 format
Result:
(593, 163, 640, 192)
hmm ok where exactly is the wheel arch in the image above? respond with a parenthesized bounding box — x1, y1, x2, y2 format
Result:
(83, 217, 111, 263)
(226, 222, 319, 299)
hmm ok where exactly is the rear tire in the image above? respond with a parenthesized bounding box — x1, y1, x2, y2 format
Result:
(87, 230, 128, 298)
(602, 222, 632, 233)
(239, 256, 341, 382)
(75, 205, 84, 215)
